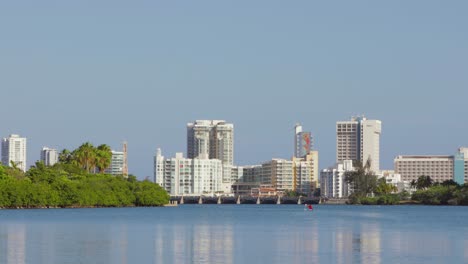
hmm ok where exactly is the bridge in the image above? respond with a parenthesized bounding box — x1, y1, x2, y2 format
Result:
(169, 196, 321, 205)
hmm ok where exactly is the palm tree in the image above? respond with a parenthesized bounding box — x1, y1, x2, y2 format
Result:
(410, 179, 417, 189)
(416, 175, 433, 190)
(96, 144, 112, 173)
(58, 149, 72, 163)
(345, 159, 378, 197)
(73, 142, 97, 173)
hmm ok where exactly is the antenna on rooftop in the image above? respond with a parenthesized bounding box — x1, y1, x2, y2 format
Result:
(123, 141, 128, 177)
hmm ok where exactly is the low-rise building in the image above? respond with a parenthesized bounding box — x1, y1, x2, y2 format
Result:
(320, 160, 353, 198)
(250, 185, 278, 197)
(379, 170, 411, 193)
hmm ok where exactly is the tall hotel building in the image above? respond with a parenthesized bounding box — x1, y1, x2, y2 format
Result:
(336, 117, 381, 172)
(40, 147, 58, 166)
(394, 155, 453, 183)
(187, 120, 234, 183)
(294, 123, 313, 158)
(395, 147, 468, 184)
(1, 134, 27, 172)
(187, 120, 234, 165)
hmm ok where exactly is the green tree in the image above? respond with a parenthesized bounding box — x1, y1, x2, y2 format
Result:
(134, 180, 170, 206)
(0, 150, 170, 208)
(73, 142, 97, 173)
(96, 144, 112, 173)
(412, 185, 455, 205)
(374, 178, 398, 195)
(58, 149, 73, 163)
(345, 159, 378, 198)
(4, 162, 25, 180)
(441, 179, 459, 187)
(415, 175, 433, 190)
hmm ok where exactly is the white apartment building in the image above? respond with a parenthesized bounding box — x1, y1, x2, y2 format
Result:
(154, 149, 225, 196)
(40, 147, 58, 166)
(2, 134, 27, 172)
(337, 117, 381, 173)
(212, 122, 234, 166)
(105, 150, 125, 176)
(320, 160, 354, 198)
(394, 155, 454, 183)
(187, 120, 234, 165)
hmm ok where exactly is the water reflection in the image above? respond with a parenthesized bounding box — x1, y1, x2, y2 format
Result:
(334, 227, 353, 264)
(465, 239, 468, 262)
(359, 223, 381, 264)
(0, 224, 27, 264)
(153, 223, 234, 263)
(274, 222, 320, 263)
(111, 225, 128, 264)
(0, 206, 467, 263)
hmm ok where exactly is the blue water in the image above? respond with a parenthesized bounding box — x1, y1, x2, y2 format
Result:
(0, 205, 467, 264)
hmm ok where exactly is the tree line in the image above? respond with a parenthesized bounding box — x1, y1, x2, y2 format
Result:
(410, 176, 468, 205)
(0, 143, 169, 208)
(344, 160, 468, 205)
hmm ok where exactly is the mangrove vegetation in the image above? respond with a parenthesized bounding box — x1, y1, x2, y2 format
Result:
(0, 142, 169, 208)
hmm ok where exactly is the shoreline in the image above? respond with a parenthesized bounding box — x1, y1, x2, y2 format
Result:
(3, 202, 467, 209)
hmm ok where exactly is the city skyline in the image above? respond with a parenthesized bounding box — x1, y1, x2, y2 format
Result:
(1, 115, 467, 179)
(1, 1, 467, 179)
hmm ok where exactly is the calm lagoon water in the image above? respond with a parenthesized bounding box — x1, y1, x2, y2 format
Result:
(0, 205, 467, 264)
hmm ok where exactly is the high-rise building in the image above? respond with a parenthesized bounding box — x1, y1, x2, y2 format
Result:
(294, 123, 313, 158)
(106, 150, 125, 176)
(1, 134, 27, 172)
(187, 120, 234, 165)
(336, 116, 381, 172)
(154, 149, 225, 195)
(293, 150, 319, 194)
(40, 147, 58, 166)
(455, 147, 468, 184)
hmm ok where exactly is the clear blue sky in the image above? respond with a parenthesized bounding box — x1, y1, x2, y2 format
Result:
(1, 1, 467, 179)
